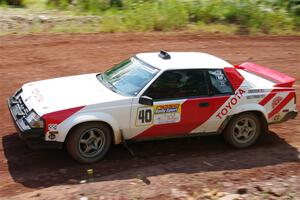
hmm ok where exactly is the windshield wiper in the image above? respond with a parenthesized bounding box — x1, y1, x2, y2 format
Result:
(98, 74, 118, 93)
(107, 82, 118, 93)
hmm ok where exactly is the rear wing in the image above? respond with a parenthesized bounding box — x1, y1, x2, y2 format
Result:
(234, 62, 295, 87)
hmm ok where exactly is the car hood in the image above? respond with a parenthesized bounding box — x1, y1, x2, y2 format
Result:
(20, 73, 127, 116)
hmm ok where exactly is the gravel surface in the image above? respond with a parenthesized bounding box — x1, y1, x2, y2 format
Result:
(0, 32, 299, 199)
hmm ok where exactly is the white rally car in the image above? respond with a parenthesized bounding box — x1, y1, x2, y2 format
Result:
(8, 51, 297, 163)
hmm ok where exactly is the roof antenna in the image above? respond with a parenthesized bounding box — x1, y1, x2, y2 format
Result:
(159, 50, 171, 60)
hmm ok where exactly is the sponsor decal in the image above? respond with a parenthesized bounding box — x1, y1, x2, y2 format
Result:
(48, 124, 58, 131)
(272, 114, 281, 121)
(209, 70, 227, 86)
(247, 89, 267, 94)
(272, 96, 283, 109)
(154, 104, 181, 125)
(246, 94, 265, 99)
(48, 131, 58, 140)
(216, 88, 246, 119)
(136, 104, 182, 126)
(32, 88, 43, 102)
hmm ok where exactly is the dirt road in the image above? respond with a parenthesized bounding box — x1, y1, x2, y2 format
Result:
(0, 33, 300, 199)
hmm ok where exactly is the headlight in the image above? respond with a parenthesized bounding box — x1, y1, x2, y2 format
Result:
(25, 110, 44, 128)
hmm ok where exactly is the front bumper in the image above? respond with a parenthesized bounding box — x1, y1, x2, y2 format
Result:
(8, 94, 44, 139)
(7, 93, 62, 149)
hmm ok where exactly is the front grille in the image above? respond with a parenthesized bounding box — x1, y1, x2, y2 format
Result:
(10, 88, 29, 116)
(17, 96, 29, 115)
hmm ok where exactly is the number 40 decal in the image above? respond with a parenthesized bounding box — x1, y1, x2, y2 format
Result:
(136, 107, 153, 126)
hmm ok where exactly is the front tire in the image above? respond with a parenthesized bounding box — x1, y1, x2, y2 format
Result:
(66, 122, 112, 164)
(224, 113, 261, 148)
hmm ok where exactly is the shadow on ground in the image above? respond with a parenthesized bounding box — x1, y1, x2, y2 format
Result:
(2, 131, 300, 189)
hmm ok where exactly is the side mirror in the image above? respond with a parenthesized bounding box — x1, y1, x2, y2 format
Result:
(139, 96, 153, 106)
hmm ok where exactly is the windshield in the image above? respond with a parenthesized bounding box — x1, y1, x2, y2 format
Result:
(97, 57, 159, 96)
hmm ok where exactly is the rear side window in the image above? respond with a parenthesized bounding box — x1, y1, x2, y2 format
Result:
(208, 69, 233, 95)
(144, 69, 209, 100)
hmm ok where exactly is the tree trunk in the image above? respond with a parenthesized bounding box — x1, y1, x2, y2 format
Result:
(7, 0, 23, 6)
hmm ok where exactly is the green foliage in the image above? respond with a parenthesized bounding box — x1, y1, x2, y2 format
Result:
(185, 0, 297, 34)
(47, 0, 72, 9)
(100, 0, 188, 32)
(1, 0, 24, 6)
(82, 0, 300, 34)
(76, 0, 110, 13)
(2, 0, 300, 34)
(123, 0, 188, 31)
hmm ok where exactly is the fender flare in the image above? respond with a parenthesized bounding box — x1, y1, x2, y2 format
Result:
(230, 103, 268, 119)
(59, 112, 122, 144)
(218, 103, 269, 133)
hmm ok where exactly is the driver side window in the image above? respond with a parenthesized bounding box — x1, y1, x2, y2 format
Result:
(143, 69, 209, 101)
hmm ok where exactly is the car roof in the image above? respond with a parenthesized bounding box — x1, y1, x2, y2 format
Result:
(136, 52, 233, 70)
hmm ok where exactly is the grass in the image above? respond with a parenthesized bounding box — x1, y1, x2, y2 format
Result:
(98, 0, 189, 32)
(187, 22, 238, 35)
(94, 0, 300, 34)
(1, 0, 300, 35)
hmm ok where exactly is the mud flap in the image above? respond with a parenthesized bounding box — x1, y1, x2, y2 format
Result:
(121, 131, 135, 157)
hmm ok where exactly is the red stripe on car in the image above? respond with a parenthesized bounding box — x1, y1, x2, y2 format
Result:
(224, 67, 245, 91)
(259, 93, 276, 106)
(42, 106, 84, 132)
(134, 69, 245, 140)
(134, 96, 230, 139)
(259, 88, 295, 106)
(235, 62, 295, 87)
(268, 92, 295, 119)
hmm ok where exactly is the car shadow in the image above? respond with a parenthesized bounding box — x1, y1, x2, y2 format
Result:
(2, 130, 300, 189)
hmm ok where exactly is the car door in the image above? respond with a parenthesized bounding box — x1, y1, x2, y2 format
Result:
(192, 69, 235, 133)
(129, 69, 216, 140)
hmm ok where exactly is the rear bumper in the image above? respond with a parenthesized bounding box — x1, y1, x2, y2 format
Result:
(8, 94, 62, 149)
(282, 111, 298, 121)
(270, 110, 298, 125)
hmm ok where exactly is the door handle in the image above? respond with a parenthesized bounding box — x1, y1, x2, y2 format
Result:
(199, 102, 209, 107)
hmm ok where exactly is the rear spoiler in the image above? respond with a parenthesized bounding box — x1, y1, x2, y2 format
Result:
(234, 62, 295, 87)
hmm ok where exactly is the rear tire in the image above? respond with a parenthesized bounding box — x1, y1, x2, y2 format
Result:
(66, 122, 112, 164)
(224, 113, 261, 148)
